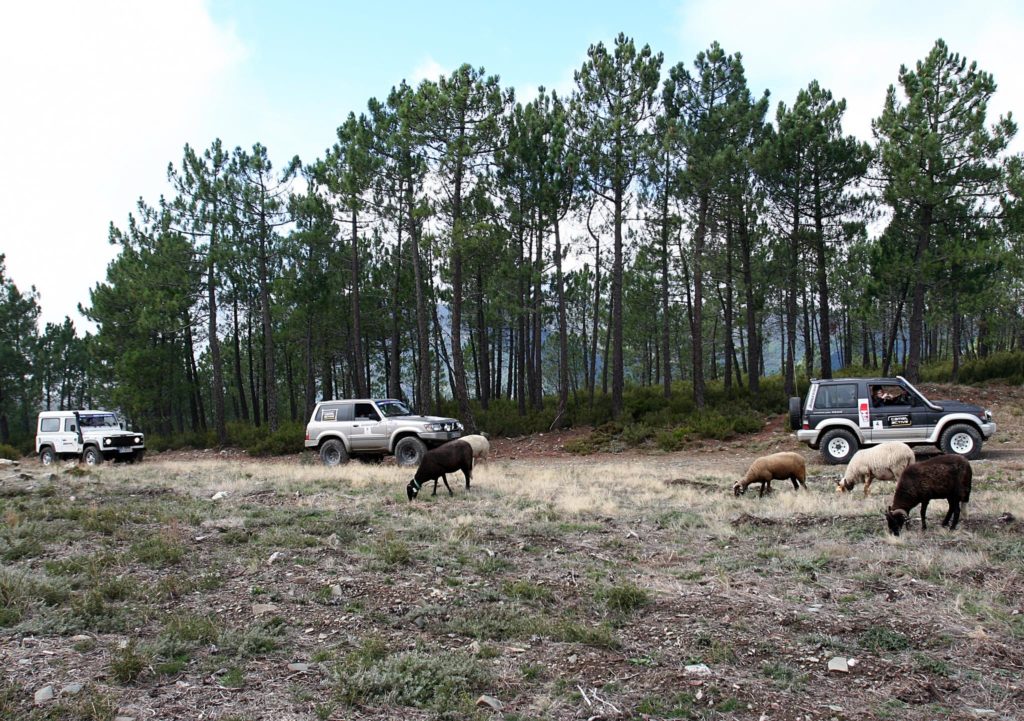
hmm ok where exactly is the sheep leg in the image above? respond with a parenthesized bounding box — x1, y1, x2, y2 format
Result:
(759, 480, 772, 497)
(431, 476, 441, 496)
(919, 500, 929, 531)
(441, 475, 453, 496)
(790, 475, 799, 491)
(943, 499, 960, 530)
(463, 462, 472, 490)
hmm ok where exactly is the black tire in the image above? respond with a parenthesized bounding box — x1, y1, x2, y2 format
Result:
(820, 428, 858, 465)
(939, 423, 982, 460)
(82, 446, 103, 466)
(39, 447, 57, 466)
(788, 397, 802, 431)
(319, 439, 349, 467)
(394, 437, 427, 467)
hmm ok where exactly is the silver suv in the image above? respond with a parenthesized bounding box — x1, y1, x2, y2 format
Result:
(304, 398, 463, 467)
(36, 410, 146, 466)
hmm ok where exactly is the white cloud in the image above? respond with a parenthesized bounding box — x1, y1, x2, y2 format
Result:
(673, 0, 1024, 144)
(0, 0, 245, 327)
(411, 56, 447, 86)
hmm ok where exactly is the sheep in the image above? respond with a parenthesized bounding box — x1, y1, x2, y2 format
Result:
(837, 442, 915, 496)
(733, 452, 807, 498)
(457, 434, 490, 465)
(885, 454, 972, 536)
(407, 440, 474, 501)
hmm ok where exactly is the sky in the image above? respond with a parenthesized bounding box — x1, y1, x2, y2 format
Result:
(2, 0, 1023, 329)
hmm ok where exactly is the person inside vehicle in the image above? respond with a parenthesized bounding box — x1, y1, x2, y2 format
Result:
(872, 386, 893, 407)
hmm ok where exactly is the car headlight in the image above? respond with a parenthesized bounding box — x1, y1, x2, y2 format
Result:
(134, 436, 143, 444)
(103, 438, 111, 446)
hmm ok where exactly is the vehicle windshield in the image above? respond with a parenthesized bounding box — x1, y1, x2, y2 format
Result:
(79, 414, 120, 428)
(375, 400, 412, 417)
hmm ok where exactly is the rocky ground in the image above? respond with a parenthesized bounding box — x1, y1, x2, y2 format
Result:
(2, 382, 1023, 721)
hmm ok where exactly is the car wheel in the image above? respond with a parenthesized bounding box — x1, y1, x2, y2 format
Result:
(939, 423, 982, 460)
(82, 446, 103, 466)
(319, 439, 349, 467)
(820, 429, 858, 465)
(39, 447, 57, 466)
(788, 397, 802, 432)
(394, 437, 427, 467)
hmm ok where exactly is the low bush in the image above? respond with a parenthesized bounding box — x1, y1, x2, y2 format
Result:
(0, 444, 20, 460)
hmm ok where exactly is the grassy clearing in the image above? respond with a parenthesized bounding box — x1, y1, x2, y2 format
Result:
(1, 455, 1023, 719)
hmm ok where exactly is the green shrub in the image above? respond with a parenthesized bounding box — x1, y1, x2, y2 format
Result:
(0, 444, 19, 460)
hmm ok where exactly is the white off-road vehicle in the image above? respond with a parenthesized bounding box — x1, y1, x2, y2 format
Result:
(36, 410, 146, 466)
(304, 398, 463, 467)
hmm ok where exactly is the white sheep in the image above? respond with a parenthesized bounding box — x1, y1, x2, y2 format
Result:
(733, 452, 807, 497)
(458, 434, 490, 465)
(837, 442, 915, 496)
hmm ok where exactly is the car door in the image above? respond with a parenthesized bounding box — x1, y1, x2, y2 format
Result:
(59, 416, 82, 454)
(349, 402, 386, 451)
(868, 384, 928, 441)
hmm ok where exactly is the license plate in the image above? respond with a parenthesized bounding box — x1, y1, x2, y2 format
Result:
(117, 448, 133, 453)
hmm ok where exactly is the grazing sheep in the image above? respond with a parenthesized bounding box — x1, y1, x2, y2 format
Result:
(733, 452, 807, 498)
(837, 442, 916, 496)
(407, 440, 474, 501)
(457, 434, 490, 465)
(885, 454, 972, 536)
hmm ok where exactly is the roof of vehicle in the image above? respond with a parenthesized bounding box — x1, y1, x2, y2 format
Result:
(810, 376, 907, 384)
(38, 409, 115, 416)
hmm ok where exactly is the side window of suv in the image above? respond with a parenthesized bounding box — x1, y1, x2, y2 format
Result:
(40, 418, 60, 433)
(815, 383, 857, 410)
(354, 403, 380, 421)
(64, 419, 77, 432)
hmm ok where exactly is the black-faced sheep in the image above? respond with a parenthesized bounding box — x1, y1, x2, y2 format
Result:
(733, 452, 807, 497)
(837, 442, 915, 496)
(885, 454, 972, 536)
(455, 434, 490, 465)
(407, 439, 474, 501)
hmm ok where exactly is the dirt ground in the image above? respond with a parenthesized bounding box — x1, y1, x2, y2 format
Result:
(2, 382, 1024, 721)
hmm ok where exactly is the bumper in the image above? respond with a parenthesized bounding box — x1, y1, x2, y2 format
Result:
(795, 430, 820, 448)
(981, 422, 997, 439)
(420, 431, 463, 443)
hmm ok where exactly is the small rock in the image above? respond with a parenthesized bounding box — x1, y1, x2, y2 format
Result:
(476, 694, 503, 710)
(114, 716, 136, 721)
(330, 584, 343, 598)
(827, 657, 849, 673)
(267, 551, 283, 565)
(252, 603, 279, 617)
(971, 709, 997, 717)
(34, 686, 54, 704)
(210, 491, 228, 501)
(287, 663, 310, 673)
(685, 664, 713, 676)
(61, 683, 83, 696)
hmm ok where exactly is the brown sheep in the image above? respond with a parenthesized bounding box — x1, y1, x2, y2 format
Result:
(733, 452, 807, 498)
(407, 440, 474, 501)
(885, 454, 972, 535)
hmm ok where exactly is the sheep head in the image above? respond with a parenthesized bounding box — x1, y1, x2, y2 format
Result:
(407, 478, 421, 502)
(885, 507, 908, 536)
(733, 482, 745, 497)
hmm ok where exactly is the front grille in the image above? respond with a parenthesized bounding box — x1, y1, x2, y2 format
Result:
(108, 436, 136, 448)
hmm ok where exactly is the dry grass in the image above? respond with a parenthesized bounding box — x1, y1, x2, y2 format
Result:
(3, 435, 1024, 720)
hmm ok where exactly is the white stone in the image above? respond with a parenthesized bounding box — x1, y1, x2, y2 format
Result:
(476, 694, 503, 710)
(34, 686, 54, 704)
(685, 664, 713, 676)
(827, 657, 849, 673)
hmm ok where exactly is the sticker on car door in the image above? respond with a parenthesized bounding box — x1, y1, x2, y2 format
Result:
(859, 399, 870, 428)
